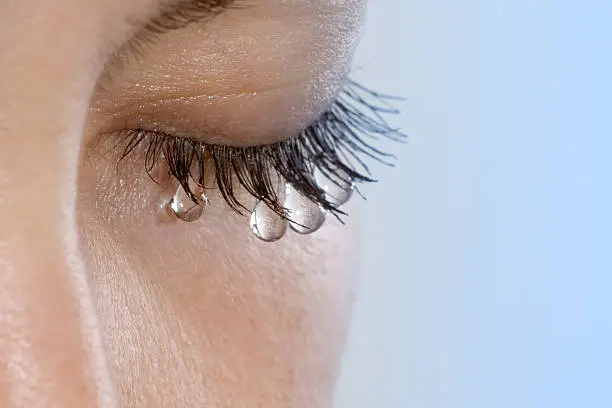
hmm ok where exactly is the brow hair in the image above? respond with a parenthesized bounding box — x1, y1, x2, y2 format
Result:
(147, 0, 240, 33)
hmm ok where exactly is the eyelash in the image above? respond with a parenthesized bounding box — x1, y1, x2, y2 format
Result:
(116, 80, 404, 219)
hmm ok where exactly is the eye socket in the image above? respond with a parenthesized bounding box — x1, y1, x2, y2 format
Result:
(112, 80, 405, 220)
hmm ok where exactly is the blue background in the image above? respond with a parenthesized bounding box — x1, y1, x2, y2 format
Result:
(335, 1, 612, 407)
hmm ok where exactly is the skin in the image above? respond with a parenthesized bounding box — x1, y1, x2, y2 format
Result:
(0, 0, 364, 407)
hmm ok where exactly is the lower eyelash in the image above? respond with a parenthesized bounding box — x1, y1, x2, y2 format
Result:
(116, 80, 405, 219)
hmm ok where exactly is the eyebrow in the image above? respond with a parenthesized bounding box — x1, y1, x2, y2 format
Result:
(147, 0, 239, 33)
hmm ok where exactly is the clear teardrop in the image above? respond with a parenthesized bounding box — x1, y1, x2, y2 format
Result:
(313, 167, 355, 207)
(250, 200, 288, 242)
(284, 184, 326, 235)
(168, 182, 208, 223)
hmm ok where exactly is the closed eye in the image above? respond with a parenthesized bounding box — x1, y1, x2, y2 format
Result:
(89, 0, 393, 224)
(113, 80, 405, 219)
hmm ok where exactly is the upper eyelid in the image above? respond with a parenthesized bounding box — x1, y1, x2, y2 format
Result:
(96, 0, 358, 146)
(93, 78, 342, 147)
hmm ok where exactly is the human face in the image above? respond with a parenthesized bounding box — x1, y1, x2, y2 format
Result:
(0, 1, 374, 407)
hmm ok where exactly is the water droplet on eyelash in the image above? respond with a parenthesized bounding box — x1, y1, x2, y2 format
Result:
(313, 167, 355, 207)
(284, 184, 327, 235)
(168, 182, 208, 223)
(250, 201, 288, 242)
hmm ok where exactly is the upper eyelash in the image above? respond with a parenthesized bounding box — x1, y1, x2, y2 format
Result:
(116, 80, 405, 219)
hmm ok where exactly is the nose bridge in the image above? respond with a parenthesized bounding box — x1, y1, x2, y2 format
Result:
(0, 2, 116, 407)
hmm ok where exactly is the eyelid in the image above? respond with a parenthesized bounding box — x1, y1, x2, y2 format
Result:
(98, 0, 360, 146)
(93, 76, 344, 147)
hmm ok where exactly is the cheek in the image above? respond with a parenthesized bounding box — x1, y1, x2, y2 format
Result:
(77, 144, 358, 407)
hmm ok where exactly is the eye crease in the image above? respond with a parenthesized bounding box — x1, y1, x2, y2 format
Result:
(112, 80, 404, 242)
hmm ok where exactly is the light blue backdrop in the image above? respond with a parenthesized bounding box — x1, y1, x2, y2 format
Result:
(335, 1, 612, 407)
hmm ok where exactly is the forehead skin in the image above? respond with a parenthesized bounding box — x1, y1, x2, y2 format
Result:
(0, 0, 364, 407)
